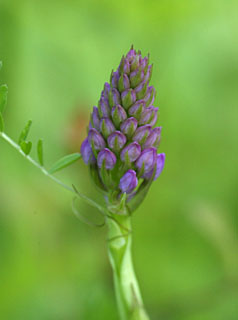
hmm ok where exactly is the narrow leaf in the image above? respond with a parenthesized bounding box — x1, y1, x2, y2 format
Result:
(0, 112, 4, 132)
(49, 153, 81, 174)
(20, 140, 32, 155)
(18, 120, 32, 144)
(37, 139, 44, 166)
(0, 84, 8, 113)
(0, 61, 2, 71)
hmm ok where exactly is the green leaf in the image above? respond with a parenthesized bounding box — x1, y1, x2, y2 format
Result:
(20, 140, 32, 155)
(18, 120, 32, 144)
(49, 153, 81, 174)
(0, 84, 8, 113)
(0, 61, 2, 71)
(0, 113, 4, 132)
(37, 139, 44, 166)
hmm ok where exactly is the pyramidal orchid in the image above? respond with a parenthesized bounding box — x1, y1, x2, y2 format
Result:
(0, 48, 165, 320)
(80, 47, 165, 320)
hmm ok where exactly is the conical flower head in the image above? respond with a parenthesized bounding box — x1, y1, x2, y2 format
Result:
(81, 47, 165, 213)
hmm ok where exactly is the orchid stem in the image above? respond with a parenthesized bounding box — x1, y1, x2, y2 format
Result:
(107, 213, 150, 320)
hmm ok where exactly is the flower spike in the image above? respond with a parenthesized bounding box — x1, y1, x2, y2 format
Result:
(81, 47, 165, 211)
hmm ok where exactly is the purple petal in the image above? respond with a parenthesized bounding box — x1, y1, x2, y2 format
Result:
(139, 106, 159, 125)
(107, 131, 127, 151)
(97, 148, 117, 170)
(120, 142, 141, 163)
(119, 170, 138, 194)
(91, 106, 100, 130)
(80, 137, 96, 165)
(132, 124, 152, 144)
(135, 147, 157, 173)
(88, 128, 106, 151)
(143, 127, 162, 149)
(143, 153, 165, 180)
(99, 117, 116, 138)
(120, 117, 138, 137)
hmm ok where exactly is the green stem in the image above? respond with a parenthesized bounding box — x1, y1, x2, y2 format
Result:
(0, 131, 106, 215)
(107, 213, 150, 320)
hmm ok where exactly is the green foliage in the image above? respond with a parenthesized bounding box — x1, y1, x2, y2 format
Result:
(37, 139, 44, 166)
(18, 120, 32, 144)
(49, 153, 81, 174)
(17, 120, 33, 155)
(20, 140, 32, 155)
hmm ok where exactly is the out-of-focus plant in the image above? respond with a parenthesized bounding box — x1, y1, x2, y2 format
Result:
(0, 47, 165, 320)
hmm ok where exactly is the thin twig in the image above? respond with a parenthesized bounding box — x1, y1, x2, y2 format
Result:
(0, 131, 106, 214)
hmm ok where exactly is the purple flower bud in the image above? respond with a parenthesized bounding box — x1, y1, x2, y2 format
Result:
(108, 88, 121, 108)
(118, 74, 130, 92)
(120, 117, 138, 138)
(91, 107, 100, 130)
(121, 89, 136, 110)
(144, 86, 156, 107)
(123, 59, 130, 74)
(135, 147, 157, 173)
(111, 105, 127, 128)
(119, 56, 130, 74)
(135, 80, 148, 100)
(126, 48, 137, 62)
(97, 148, 117, 170)
(130, 68, 144, 88)
(102, 82, 111, 99)
(128, 100, 145, 120)
(144, 64, 153, 83)
(88, 128, 106, 152)
(98, 97, 110, 117)
(120, 142, 141, 163)
(88, 122, 93, 130)
(130, 55, 140, 72)
(150, 109, 158, 126)
(143, 127, 162, 149)
(119, 170, 138, 194)
(107, 131, 127, 152)
(139, 106, 159, 126)
(111, 70, 120, 88)
(142, 153, 165, 180)
(141, 56, 149, 71)
(132, 124, 152, 145)
(80, 137, 96, 165)
(100, 117, 116, 138)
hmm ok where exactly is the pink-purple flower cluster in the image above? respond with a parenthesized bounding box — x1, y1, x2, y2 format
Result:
(81, 47, 165, 202)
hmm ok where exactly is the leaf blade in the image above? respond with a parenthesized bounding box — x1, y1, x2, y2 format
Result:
(49, 153, 81, 174)
(20, 140, 32, 155)
(18, 120, 32, 144)
(37, 139, 44, 166)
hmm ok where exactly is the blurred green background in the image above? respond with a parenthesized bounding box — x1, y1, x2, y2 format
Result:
(0, 0, 237, 319)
